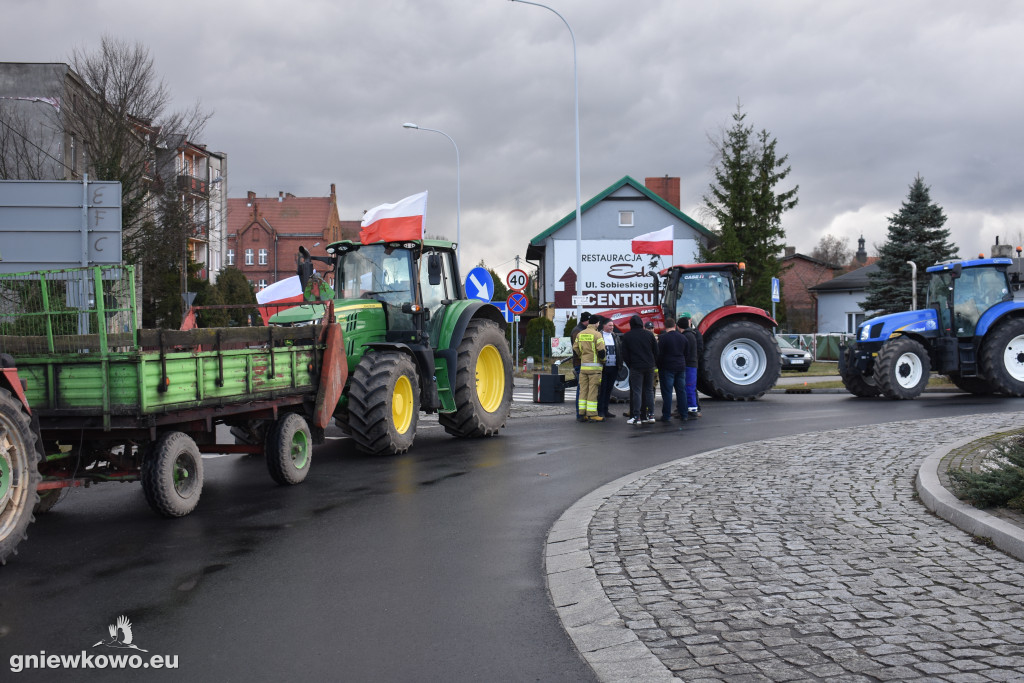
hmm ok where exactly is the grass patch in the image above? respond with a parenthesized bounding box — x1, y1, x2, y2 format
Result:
(948, 432, 1024, 512)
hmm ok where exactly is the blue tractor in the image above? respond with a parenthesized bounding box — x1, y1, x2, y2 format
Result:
(839, 257, 1024, 399)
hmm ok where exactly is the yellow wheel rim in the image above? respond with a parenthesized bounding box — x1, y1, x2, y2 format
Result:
(475, 344, 505, 413)
(392, 375, 414, 434)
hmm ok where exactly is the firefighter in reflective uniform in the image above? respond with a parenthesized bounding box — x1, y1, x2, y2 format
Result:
(573, 315, 607, 422)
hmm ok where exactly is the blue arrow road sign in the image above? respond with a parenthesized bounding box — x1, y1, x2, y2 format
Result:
(465, 267, 494, 302)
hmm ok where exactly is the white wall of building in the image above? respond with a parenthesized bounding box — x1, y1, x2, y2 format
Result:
(817, 290, 867, 334)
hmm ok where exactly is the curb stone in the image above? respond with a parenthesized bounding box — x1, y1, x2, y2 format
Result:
(916, 431, 1024, 562)
(548, 413, 1024, 682)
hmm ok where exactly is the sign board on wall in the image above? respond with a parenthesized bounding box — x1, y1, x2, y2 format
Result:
(0, 179, 122, 273)
(550, 238, 698, 323)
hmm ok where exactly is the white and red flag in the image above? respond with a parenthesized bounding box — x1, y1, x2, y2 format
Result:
(631, 225, 674, 256)
(359, 191, 428, 244)
(256, 275, 305, 324)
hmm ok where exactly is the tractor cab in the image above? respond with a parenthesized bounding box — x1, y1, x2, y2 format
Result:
(660, 263, 741, 326)
(295, 239, 461, 351)
(925, 258, 1014, 337)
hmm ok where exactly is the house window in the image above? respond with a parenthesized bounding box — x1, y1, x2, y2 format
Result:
(226, 249, 234, 266)
(846, 312, 865, 334)
(258, 279, 268, 290)
(258, 248, 268, 265)
(619, 211, 634, 227)
(245, 248, 254, 266)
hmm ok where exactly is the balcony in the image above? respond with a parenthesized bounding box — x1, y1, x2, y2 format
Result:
(177, 174, 208, 196)
(189, 220, 209, 241)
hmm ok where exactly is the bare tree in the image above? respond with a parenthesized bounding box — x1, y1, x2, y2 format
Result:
(811, 234, 851, 267)
(0, 97, 64, 180)
(65, 35, 212, 265)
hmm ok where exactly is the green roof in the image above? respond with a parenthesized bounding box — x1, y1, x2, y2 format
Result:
(528, 175, 715, 245)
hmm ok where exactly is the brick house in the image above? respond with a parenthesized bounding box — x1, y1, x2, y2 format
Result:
(778, 248, 841, 332)
(226, 184, 357, 291)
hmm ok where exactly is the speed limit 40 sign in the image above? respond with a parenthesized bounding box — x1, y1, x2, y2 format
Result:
(506, 268, 529, 292)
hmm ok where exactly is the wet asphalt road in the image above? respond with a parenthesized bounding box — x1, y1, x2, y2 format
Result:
(0, 392, 1020, 682)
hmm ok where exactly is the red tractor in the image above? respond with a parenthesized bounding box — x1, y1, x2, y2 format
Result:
(598, 263, 781, 401)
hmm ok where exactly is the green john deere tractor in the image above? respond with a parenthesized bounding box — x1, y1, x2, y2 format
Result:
(268, 238, 513, 455)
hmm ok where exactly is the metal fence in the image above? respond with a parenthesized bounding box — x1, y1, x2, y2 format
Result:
(0, 265, 138, 355)
(777, 332, 853, 361)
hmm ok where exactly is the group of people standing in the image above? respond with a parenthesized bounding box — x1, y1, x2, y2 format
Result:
(570, 312, 702, 424)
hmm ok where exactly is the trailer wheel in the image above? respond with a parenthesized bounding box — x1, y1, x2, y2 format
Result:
(348, 351, 420, 455)
(141, 431, 203, 518)
(439, 319, 513, 438)
(700, 321, 780, 400)
(873, 336, 930, 399)
(266, 413, 312, 485)
(980, 318, 1024, 396)
(839, 346, 881, 397)
(947, 372, 993, 395)
(0, 388, 41, 565)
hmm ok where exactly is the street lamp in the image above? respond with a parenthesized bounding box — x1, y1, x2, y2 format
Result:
(402, 122, 461, 270)
(509, 0, 583, 321)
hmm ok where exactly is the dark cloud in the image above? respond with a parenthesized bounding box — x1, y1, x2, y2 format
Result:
(6, 0, 1024, 275)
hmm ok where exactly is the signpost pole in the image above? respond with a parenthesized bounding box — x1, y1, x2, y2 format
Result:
(79, 174, 91, 334)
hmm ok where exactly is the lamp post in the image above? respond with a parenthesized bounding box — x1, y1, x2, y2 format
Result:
(510, 0, 583, 321)
(402, 122, 461, 270)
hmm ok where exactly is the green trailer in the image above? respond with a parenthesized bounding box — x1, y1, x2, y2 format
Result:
(0, 265, 345, 565)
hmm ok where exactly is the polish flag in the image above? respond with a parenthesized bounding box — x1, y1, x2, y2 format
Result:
(631, 225, 674, 256)
(256, 275, 305, 324)
(359, 191, 428, 244)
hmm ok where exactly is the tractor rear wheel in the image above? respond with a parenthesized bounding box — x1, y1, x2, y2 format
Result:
(439, 319, 513, 437)
(980, 318, 1024, 396)
(141, 431, 203, 518)
(839, 346, 881, 397)
(0, 388, 41, 565)
(700, 321, 780, 401)
(265, 412, 312, 485)
(348, 351, 420, 455)
(873, 336, 930, 399)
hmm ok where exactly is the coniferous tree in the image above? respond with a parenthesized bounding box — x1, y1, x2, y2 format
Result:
(701, 104, 798, 312)
(862, 176, 958, 315)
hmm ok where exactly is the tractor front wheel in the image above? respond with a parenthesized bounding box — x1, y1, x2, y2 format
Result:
(348, 351, 420, 455)
(839, 346, 881, 397)
(980, 318, 1024, 396)
(0, 388, 41, 565)
(873, 336, 930, 399)
(439, 319, 513, 437)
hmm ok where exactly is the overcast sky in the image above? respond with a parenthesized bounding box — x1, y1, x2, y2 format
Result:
(7, 0, 1024, 277)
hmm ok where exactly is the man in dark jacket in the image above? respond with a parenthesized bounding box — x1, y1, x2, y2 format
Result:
(596, 316, 620, 419)
(657, 317, 690, 422)
(618, 314, 659, 424)
(679, 313, 702, 418)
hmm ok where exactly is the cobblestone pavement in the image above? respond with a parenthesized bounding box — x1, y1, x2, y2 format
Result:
(547, 412, 1024, 682)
